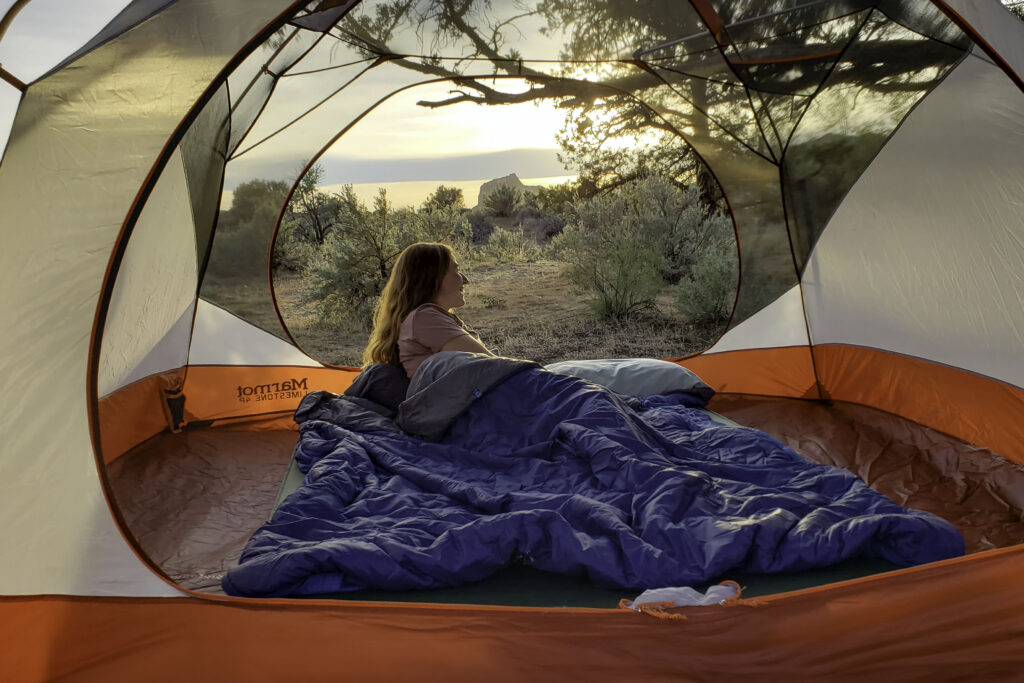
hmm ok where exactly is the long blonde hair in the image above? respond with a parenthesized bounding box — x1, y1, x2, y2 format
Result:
(362, 242, 453, 366)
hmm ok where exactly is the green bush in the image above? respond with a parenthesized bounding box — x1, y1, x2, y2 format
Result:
(674, 245, 738, 324)
(661, 198, 734, 284)
(516, 203, 566, 243)
(612, 176, 734, 285)
(549, 175, 736, 319)
(302, 187, 475, 329)
(535, 180, 580, 216)
(422, 185, 465, 212)
(274, 218, 318, 272)
(467, 208, 495, 244)
(407, 204, 473, 255)
(304, 234, 385, 328)
(550, 189, 665, 318)
(483, 183, 523, 217)
(205, 180, 290, 286)
(204, 216, 272, 284)
(302, 190, 410, 329)
(486, 226, 539, 263)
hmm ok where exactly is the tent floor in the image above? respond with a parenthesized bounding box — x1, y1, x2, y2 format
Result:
(106, 395, 1024, 603)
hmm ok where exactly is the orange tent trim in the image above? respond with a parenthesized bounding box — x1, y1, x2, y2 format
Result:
(3, 544, 1022, 682)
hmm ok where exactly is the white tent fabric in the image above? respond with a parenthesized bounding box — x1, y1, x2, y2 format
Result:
(944, 0, 1024, 75)
(706, 284, 809, 354)
(0, 1, 137, 154)
(99, 147, 198, 397)
(0, 0, 306, 596)
(188, 299, 323, 367)
(804, 52, 1024, 389)
(110, 302, 196, 394)
(0, 1, 135, 83)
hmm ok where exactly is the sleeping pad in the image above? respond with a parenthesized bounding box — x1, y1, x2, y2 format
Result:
(223, 353, 964, 597)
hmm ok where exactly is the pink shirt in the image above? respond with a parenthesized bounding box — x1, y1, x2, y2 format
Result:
(398, 304, 475, 378)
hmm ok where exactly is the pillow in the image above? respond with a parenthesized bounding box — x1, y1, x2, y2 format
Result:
(544, 358, 714, 402)
(343, 363, 410, 414)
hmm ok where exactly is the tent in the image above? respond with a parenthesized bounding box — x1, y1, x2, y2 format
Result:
(1, 0, 1023, 679)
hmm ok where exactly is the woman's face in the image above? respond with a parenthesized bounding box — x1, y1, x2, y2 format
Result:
(434, 258, 468, 310)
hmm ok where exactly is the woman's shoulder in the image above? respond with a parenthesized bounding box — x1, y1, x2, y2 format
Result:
(404, 303, 455, 324)
(399, 302, 470, 358)
(401, 302, 461, 334)
(412, 302, 450, 315)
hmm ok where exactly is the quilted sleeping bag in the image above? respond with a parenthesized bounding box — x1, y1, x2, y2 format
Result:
(223, 353, 963, 597)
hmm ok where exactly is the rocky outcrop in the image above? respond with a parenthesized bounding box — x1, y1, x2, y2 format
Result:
(476, 173, 541, 208)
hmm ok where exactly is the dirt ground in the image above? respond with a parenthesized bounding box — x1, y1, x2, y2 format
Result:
(273, 259, 725, 367)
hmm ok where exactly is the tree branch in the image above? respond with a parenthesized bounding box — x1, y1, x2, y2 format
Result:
(437, 0, 545, 78)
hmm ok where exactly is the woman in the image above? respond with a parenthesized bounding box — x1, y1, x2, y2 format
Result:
(363, 242, 493, 378)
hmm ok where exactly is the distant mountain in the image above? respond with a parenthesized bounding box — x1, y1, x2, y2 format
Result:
(476, 173, 541, 209)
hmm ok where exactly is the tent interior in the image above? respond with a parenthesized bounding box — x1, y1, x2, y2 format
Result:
(106, 396, 1024, 600)
(4, 0, 1023, 608)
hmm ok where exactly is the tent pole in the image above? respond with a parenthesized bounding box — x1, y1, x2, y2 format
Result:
(0, 0, 33, 45)
(0, 65, 25, 91)
(932, 0, 1024, 93)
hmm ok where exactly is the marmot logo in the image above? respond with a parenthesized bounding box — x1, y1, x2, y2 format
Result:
(236, 377, 308, 402)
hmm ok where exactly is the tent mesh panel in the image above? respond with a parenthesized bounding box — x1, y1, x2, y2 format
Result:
(184, 0, 969, 342)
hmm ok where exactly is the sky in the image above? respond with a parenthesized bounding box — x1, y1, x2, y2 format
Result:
(225, 76, 576, 208)
(1, 0, 1022, 207)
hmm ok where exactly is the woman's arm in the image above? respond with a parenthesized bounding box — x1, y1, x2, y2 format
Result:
(441, 334, 494, 356)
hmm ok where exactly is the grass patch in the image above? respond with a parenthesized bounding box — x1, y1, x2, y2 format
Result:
(272, 259, 726, 367)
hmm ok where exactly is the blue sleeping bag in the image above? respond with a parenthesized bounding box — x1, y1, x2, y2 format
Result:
(223, 354, 963, 597)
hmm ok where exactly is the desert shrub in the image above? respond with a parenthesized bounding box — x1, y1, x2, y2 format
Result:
(613, 176, 734, 285)
(549, 175, 737, 319)
(304, 235, 385, 328)
(274, 218, 318, 271)
(290, 163, 342, 245)
(407, 204, 473, 253)
(467, 208, 495, 244)
(535, 180, 580, 216)
(205, 180, 291, 285)
(659, 194, 734, 284)
(205, 215, 272, 284)
(486, 226, 539, 263)
(302, 188, 475, 328)
(479, 295, 507, 309)
(224, 179, 290, 228)
(516, 203, 566, 242)
(422, 185, 465, 212)
(550, 189, 665, 318)
(674, 245, 738, 324)
(483, 183, 523, 217)
(302, 189, 413, 329)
